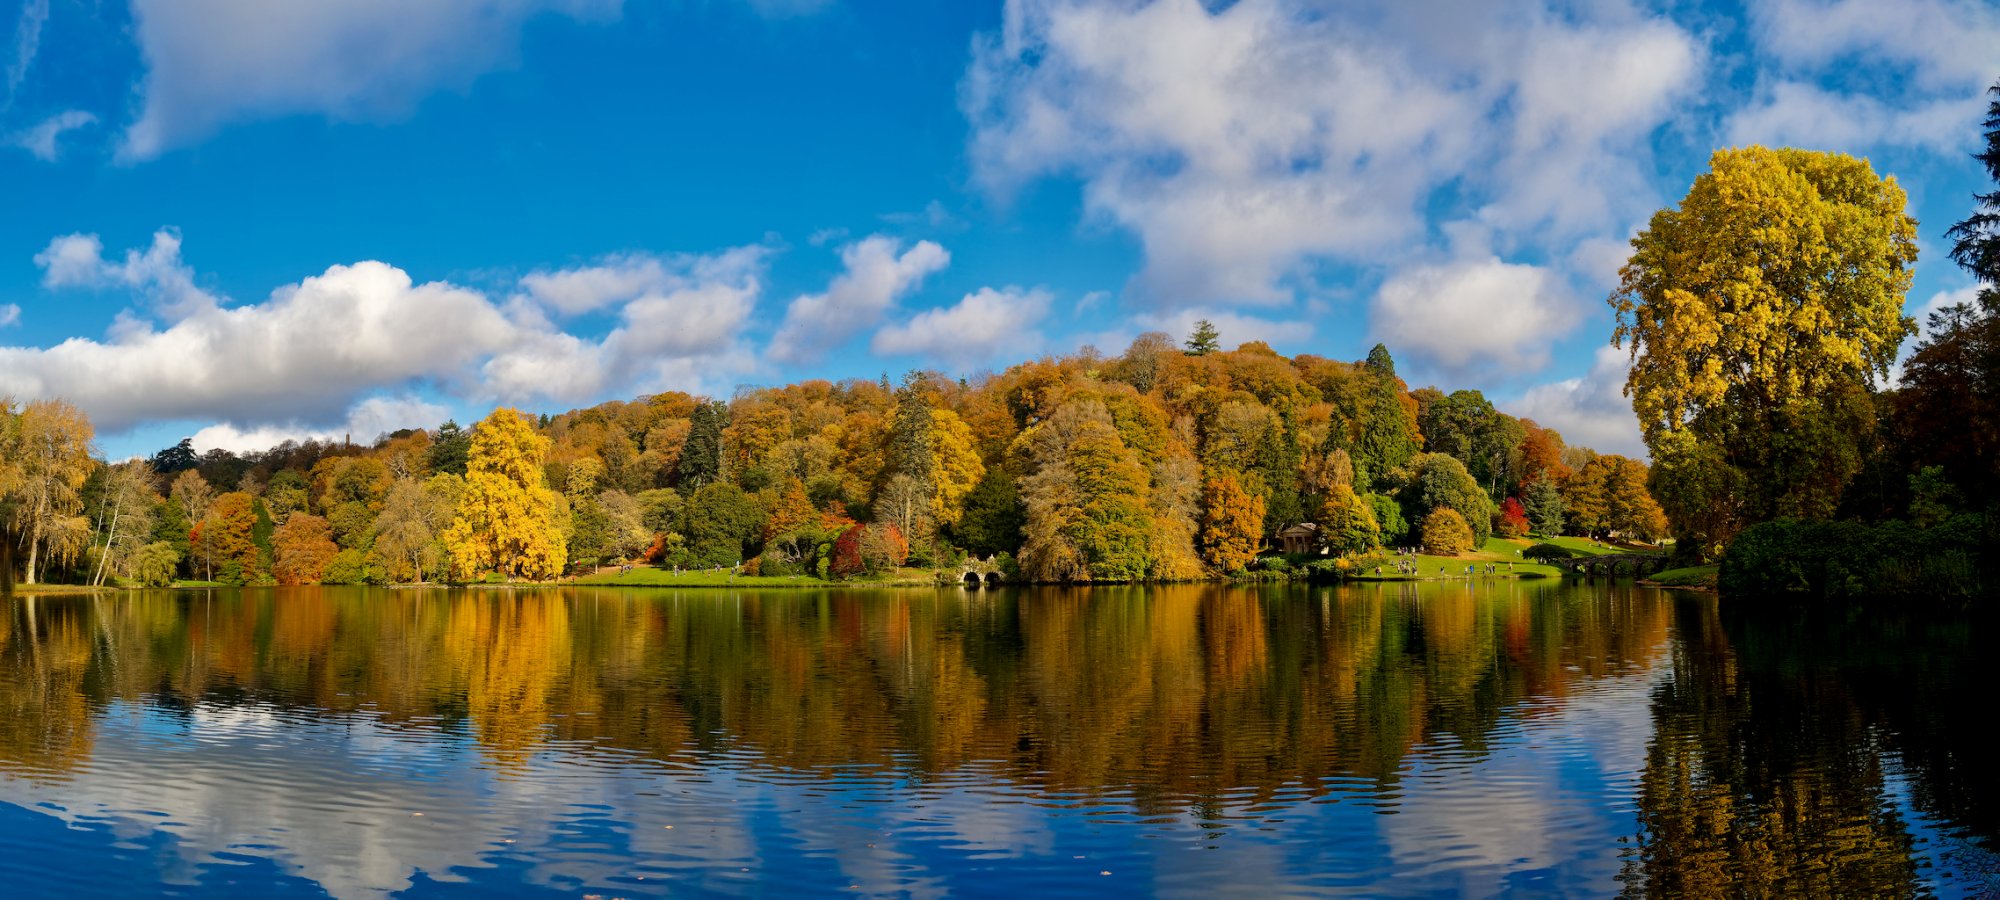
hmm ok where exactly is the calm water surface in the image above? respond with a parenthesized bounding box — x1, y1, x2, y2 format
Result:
(0, 583, 1992, 897)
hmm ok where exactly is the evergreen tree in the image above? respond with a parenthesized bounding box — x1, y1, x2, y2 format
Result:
(1185, 319, 1221, 355)
(427, 420, 472, 476)
(1521, 476, 1566, 536)
(676, 400, 727, 490)
(1353, 345, 1420, 486)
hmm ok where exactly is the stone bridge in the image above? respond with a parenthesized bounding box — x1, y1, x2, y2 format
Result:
(1553, 553, 1670, 579)
(958, 557, 1009, 588)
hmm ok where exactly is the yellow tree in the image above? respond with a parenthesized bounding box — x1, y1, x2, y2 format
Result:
(1612, 146, 1917, 552)
(444, 408, 567, 581)
(929, 408, 985, 526)
(1199, 471, 1265, 574)
(8, 399, 95, 584)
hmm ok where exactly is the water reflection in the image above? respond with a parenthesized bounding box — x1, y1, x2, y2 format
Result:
(0, 584, 1988, 896)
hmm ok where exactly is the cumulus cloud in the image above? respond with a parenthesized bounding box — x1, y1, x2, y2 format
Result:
(8, 109, 97, 160)
(1372, 256, 1576, 378)
(963, 0, 1699, 309)
(1506, 345, 1645, 457)
(486, 248, 768, 402)
(1752, 0, 2000, 90)
(872, 286, 1052, 364)
(0, 303, 19, 327)
(118, 0, 623, 160)
(34, 228, 221, 318)
(190, 395, 452, 454)
(769, 235, 949, 363)
(1, 232, 768, 437)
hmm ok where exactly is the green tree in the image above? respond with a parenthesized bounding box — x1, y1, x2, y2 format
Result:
(1521, 475, 1566, 537)
(1612, 146, 1918, 552)
(1185, 319, 1221, 355)
(1352, 345, 1420, 487)
(1319, 484, 1380, 556)
(676, 400, 728, 490)
(428, 419, 472, 476)
(1408, 453, 1491, 547)
(954, 470, 1024, 557)
(682, 481, 763, 568)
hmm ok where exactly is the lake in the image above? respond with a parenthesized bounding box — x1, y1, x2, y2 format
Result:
(0, 583, 1992, 897)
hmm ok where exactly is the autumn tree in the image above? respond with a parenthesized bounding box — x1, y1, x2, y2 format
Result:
(1420, 507, 1474, 556)
(6, 400, 95, 584)
(171, 470, 215, 580)
(1199, 471, 1265, 574)
(272, 514, 338, 584)
(1407, 453, 1491, 548)
(1017, 400, 1157, 581)
(204, 491, 264, 584)
(1318, 484, 1380, 556)
(1613, 147, 1918, 553)
(444, 408, 567, 581)
(1496, 496, 1530, 539)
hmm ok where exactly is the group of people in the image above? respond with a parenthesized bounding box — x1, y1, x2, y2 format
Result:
(1370, 552, 1515, 580)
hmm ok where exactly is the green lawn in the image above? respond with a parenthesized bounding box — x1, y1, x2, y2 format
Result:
(1524, 535, 1632, 557)
(567, 566, 945, 588)
(1344, 537, 1566, 581)
(1645, 564, 1719, 590)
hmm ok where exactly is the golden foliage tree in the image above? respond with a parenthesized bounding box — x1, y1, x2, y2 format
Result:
(1612, 146, 1918, 552)
(7, 400, 96, 584)
(1419, 507, 1474, 556)
(1199, 471, 1265, 574)
(445, 408, 567, 581)
(929, 408, 985, 526)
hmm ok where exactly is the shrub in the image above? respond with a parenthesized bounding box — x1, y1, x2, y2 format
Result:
(1523, 543, 1576, 562)
(1420, 508, 1474, 556)
(1718, 515, 1990, 601)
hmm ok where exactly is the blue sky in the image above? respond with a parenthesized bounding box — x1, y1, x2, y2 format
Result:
(0, 0, 1994, 460)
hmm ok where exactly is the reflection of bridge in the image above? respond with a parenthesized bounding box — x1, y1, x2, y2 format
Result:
(959, 557, 1008, 588)
(1553, 553, 1670, 579)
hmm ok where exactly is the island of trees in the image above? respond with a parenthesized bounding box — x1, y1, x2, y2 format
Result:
(5, 82, 1997, 600)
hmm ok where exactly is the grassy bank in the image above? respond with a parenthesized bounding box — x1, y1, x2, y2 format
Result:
(563, 566, 948, 589)
(1644, 564, 1719, 591)
(1338, 538, 1568, 581)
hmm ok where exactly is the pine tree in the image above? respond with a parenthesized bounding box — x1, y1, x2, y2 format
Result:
(1185, 319, 1221, 355)
(676, 400, 727, 490)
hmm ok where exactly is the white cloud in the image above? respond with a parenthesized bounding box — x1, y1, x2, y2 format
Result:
(1, 259, 518, 433)
(1726, 81, 1982, 154)
(4, 0, 47, 107)
(1506, 345, 1645, 457)
(872, 286, 1052, 364)
(962, 0, 1700, 309)
(34, 228, 221, 318)
(1753, 0, 2000, 90)
(8, 109, 97, 161)
(769, 235, 949, 363)
(118, 0, 623, 160)
(190, 395, 451, 454)
(1372, 256, 1575, 378)
(0, 303, 18, 327)
(517, 246, 771, 318)
(5, 231, 772, 438)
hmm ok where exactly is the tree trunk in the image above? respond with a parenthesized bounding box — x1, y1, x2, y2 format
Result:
(94, 494, 123, 587)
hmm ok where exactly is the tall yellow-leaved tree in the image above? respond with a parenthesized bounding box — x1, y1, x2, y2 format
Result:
(444, 408, 566, 581)
(9, 399, 96, 584)
(1612, 146, 1917, 553)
